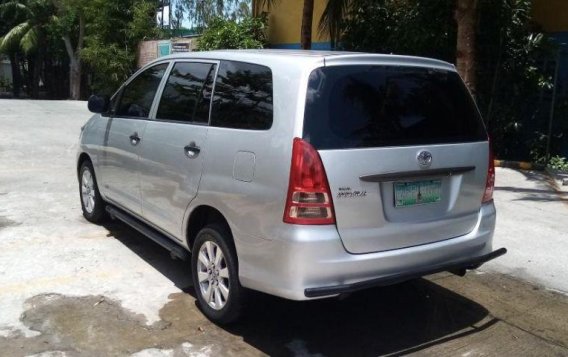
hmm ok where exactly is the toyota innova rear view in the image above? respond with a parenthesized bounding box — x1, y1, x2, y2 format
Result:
(78, 50, 506, 323)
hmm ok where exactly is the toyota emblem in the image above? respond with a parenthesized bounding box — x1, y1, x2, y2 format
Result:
(417, 151, 433, 168)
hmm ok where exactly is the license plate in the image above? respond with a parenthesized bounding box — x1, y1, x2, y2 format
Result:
(394, 180, 442, 208)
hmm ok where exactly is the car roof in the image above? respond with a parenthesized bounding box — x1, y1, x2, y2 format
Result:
(155, 49, 457, 72)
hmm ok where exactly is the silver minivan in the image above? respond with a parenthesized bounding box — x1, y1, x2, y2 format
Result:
(78, 50, 506, 323)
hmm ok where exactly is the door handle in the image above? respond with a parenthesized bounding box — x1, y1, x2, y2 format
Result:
(184, 142, 201, 158)
(129, 132, 141, 146)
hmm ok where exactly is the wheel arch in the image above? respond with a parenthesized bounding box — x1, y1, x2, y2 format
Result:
(185, 205, 235, 253)
(77, 152, 92, 178)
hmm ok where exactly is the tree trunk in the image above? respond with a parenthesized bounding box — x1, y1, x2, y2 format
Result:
(301, 0, 314, 50)
(8, 52, 21, 98)
(485, 30, 505, 128)
(22, 57, 31, 97)
(62, 13, 84, 100)
(455, 0, 478, 95)
(69, 59, 81, 100)
(27, 56, 35, 98)
(31, 51, 41, 99)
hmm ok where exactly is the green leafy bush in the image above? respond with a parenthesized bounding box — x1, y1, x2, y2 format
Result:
(197, 15, 267, 51)
(548, 156, 568, 172)
(341, 0, 456, 61)
(80, 0, 164, 95)
(476, 1, 555, 162)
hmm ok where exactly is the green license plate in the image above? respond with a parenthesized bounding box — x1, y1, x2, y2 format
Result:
(394, 180, 442, 208)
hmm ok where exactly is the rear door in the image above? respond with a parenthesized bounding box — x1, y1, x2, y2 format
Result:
(139, 61, 217, 238)
(303, 64, 489, 254)
(99, 63, 169, 215)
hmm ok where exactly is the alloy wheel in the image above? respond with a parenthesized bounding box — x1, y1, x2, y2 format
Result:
(196, 240, 230, 310)
(81, 169, 96, 214)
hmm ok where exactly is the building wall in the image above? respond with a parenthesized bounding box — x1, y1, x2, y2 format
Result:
(533, 0, 568, 33)
(532, 0, 568, 157)
(532, 0, 568, 96)
(258, 1, 567, 49)
(255, 0, 332, 50)
(137, 37, 198, 68)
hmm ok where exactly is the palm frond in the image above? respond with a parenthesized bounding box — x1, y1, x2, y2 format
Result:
(0, 22, 31, 53)
(318, 0, 351, 44)
(253, 0, 278, 14)
(257, 0, 277, 8)
(20, 26, 39, 54)
(0, 1, 33, 18)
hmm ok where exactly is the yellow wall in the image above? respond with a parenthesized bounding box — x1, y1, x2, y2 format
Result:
(256, 0, 568, 47)
(533, 0, 568, 32)
(255, 0, 331, 47)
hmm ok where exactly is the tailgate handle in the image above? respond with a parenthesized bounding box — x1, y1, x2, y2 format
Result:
(360, 166, 476, 182)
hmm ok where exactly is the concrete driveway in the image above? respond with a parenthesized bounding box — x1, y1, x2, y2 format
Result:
(1, 100, 568, 356)
(484, 168, 568, 293)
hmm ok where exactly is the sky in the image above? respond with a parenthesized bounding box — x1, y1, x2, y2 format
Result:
(156, 1, 252, 29)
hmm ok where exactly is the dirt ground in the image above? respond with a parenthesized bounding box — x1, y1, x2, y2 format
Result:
(1, 100, 568, 356)
(2, 235, 568, 357)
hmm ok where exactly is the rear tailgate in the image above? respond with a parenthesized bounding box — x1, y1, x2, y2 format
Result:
(303, 64, 489, 254)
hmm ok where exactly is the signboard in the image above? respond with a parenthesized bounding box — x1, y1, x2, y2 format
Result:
(137, 38, 197, 68)
(171, 42, 190, 53)
(157, 41, 171, 57)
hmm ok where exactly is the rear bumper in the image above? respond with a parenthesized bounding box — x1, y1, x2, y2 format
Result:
(238, 202, 500, 300)
(305, 247, 506, 298)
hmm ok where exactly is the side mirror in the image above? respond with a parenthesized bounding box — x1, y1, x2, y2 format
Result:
(88, 95, 110, 114)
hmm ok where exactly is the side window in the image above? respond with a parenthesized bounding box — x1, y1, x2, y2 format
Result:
(156, 62, 216, 123)
(193, 65, 216, 124)
(102, 89, 122, 117)
(115, 63, 168, 118)
(210, 61, 273, 130)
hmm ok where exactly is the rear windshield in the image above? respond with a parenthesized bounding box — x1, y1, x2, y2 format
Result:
(303, 66, 487, 149)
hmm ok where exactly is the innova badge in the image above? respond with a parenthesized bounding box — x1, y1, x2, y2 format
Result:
(417, 151, 433, 168)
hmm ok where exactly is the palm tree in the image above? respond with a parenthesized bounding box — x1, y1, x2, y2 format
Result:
(0, 0, 27, 98)
(0, 0, 54, 98)
(0, 0, 23, 97)
(51, 0, 86, 100)
(263, 1, 481, 88)
(253, 0, 318, 50)
(253, 0, 350, 50)
(300, 0, 314, 49)
(454, 0, 478, 95)
(318, 0, 351, 50)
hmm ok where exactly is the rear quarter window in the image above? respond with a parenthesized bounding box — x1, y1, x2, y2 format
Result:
(303, 65, 487, 149)
(210, 60, 273, 130)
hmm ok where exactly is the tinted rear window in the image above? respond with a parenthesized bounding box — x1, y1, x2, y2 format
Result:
(303, 66, 487, 149)
(210, 61, 273, 130)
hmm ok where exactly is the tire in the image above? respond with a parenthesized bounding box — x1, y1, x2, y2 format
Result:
(191, 224, 245, 324)
(79, 161, 106, 223)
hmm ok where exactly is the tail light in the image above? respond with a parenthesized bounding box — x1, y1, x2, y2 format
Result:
(482, 143, 495, 203)
(283, 138, 336, 225)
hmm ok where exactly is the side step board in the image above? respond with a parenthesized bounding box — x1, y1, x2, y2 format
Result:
(106, 206, 190, 261)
